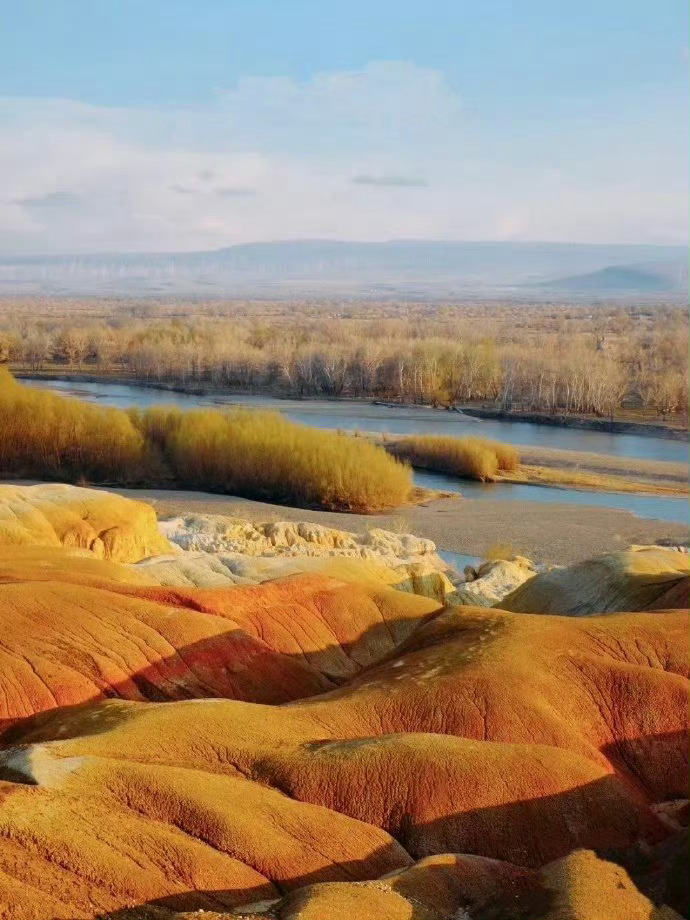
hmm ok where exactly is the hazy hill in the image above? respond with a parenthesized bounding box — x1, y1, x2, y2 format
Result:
(0, 240, 685, 298)
(536, 262, 688, 294)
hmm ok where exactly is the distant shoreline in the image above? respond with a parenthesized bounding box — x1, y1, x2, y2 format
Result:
(14, 369, 689, 442)
(456, 407, 688, 441)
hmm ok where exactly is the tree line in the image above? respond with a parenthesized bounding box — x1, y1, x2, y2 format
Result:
(2, 299, 687, 420)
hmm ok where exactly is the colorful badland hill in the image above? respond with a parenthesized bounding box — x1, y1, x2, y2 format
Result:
(0, 485, 686, 920)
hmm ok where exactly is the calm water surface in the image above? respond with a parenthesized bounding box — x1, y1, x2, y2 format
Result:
(22, 379, 689, 525)
(418, 470, 688, 525)
(438, 550, 482, 572)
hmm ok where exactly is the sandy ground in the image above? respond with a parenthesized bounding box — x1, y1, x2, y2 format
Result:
(109, 487, 689, 566)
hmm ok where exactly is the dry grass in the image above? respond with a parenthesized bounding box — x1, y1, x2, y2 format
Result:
(517, 464, 689, 496)
(519, 447, 689, 485)
(0, 370, 412, 512)
(489, 440, 520, 473)
(391, 435, 520, 482)
(135, 406, 413, 512)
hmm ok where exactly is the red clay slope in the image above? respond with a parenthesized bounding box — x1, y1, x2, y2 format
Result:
(0, 562, 685, 918)
(0, 546, 441, 728)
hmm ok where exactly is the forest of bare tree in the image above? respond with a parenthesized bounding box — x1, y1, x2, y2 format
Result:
(1, 297, 687, 422)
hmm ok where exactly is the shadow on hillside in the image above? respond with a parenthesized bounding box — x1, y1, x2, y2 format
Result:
(79, 771, 689, 919)
(601, 735, 689, 804)
(2, 605, 688, 790)
(2, 557, 688, 745)
(0, 603, 450, 744)
(108, 573, 446, 680)
(0, 716, 679, 916)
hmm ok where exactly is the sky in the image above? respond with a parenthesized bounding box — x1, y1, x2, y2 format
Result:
(0, 0, 687, 252)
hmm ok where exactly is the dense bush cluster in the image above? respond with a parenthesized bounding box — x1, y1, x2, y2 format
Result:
(0, 371, 412, 512)
(0, 369, 149, 481)
(392, 435, 520, 482)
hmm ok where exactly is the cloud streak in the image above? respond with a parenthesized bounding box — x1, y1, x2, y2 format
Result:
(351, 174, 428, 187)
(214, 187, 258, 198)
(14, 190, 82, 209)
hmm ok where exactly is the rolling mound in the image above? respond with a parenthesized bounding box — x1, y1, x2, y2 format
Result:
(0, 545, 442, 728)
(0, 485, 686, 919)
(501, 545, 690, 615)
(127, 848, 685, 919)
(0, 483, 173, 562)
(0, 562, 686, 917)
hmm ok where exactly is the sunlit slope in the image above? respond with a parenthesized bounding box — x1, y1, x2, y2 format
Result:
(0, 546, 442, 725)
(0, 483, 686, 919)
(0, 596, 686, 917)
(0, 482, 173, 561)
(501, 546, 690, 615)
(149, 847, 687, 920)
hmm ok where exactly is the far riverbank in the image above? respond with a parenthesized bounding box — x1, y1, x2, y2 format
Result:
(14, 370, 688, 442)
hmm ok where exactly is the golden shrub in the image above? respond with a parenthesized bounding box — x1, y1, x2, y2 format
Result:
(0, 372, 411, 512)
(0, 369, 148, 482)
(392, 434, 520, 481)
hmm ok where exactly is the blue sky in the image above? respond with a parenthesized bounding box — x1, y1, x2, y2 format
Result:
(1, 0, 687, 251)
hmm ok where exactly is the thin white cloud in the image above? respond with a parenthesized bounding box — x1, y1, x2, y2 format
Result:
(0, 60, 686, 251)
(214, 186, 258, 197)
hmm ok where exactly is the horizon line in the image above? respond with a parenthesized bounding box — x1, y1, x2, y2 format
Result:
(1, 238, 687, 259)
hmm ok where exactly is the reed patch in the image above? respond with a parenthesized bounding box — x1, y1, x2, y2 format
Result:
(0, 370, 412, 512)
(391, 434, 520, 481)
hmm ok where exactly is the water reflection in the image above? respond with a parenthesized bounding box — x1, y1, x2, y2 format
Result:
(438, 549, 481, 573)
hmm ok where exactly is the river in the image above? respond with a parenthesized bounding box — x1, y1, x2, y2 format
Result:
(21, 379, 689, 525)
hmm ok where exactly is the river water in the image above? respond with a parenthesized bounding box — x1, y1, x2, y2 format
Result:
(21, 379, 689, 525)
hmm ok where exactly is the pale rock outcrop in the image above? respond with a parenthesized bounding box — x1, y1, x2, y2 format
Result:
(159, 514, 436, 558)
(136, 550, 455, 602)
(0, 489, 456, 602)
(501, 545, 690, 615)
(0, 483, 174, 563)
(148, 514, 547, 606)
(141, 513, 455, 602)
(447, 555, 538, 607)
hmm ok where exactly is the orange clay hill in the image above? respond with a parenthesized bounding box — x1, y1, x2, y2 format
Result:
(0, 485, 686, 920)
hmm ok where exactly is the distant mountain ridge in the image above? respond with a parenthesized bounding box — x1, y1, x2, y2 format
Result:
(0, 240, 686, 298)
(535, 262, 688, 294)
